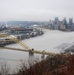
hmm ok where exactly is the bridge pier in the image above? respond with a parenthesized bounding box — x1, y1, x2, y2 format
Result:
(41, 50, 45, 59)
(29, 48, 34, 56)
(28, 49, 34, 65)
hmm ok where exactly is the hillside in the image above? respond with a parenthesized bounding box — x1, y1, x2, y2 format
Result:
(16, 54, 74, 75)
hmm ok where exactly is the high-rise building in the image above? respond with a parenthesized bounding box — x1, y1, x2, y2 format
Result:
(54, 17, 58, 24)
(62, 18, 67, 25)
(62, 18, 68, 29)
(69, 18, 73, 25)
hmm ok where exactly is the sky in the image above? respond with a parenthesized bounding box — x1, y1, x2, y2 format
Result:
(0, 0, 74, 21)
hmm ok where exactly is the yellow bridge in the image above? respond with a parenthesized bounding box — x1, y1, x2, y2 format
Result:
(0, 35, 56, 59)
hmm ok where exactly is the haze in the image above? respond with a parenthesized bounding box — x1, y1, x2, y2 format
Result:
(0, 0, 74, 21)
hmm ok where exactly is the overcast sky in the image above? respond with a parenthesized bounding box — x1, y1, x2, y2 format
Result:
(0, 0, 74, 21)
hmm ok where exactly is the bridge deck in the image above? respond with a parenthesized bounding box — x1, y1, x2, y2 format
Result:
(0, 47, 56, 55)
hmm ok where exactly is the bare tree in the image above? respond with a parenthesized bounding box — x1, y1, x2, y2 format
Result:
(0, 62, 10, 75)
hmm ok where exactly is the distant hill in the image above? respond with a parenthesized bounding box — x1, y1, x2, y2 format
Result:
(0, 21, 44, 26)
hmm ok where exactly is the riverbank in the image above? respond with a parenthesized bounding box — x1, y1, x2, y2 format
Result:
(0, 28, 44, 47)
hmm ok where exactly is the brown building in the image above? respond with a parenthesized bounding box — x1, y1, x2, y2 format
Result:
(60, 24, 66, 31)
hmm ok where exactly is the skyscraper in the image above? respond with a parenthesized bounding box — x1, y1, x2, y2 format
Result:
(62, 18, 68, 29)
(54, 17, 58, 24)
(69, 18, 73, 25)
(62, 18, 67, 25)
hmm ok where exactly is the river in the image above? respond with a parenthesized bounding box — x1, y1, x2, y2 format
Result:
(0, 29, 74, 72)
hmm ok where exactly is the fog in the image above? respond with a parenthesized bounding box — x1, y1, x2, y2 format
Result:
(0, 0, 74, 21)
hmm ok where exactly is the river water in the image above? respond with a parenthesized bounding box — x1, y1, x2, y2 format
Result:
(0, 29, 74, 72)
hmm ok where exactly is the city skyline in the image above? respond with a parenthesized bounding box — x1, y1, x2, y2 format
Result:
(0, 0, 74, 21)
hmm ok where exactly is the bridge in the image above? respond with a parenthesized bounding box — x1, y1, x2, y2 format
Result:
(61, 42, 74, 54)
(0, 34, 72, 60)
(0, 35, 56, 60)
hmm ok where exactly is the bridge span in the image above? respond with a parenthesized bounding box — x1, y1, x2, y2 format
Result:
(0, 35, 57, 59)
(0, 33, 71, 61)
(0, 46, 55, 55)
